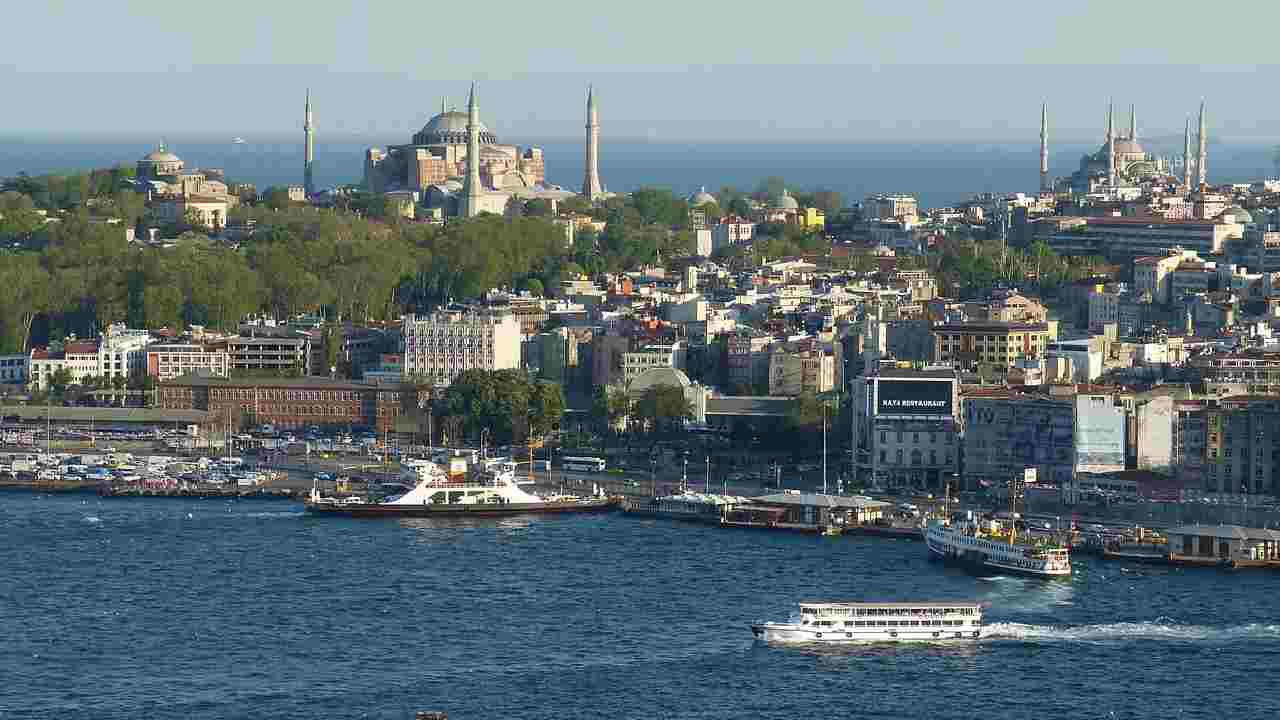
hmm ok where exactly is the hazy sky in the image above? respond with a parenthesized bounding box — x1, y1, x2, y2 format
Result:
(6, 1, 1280, 142)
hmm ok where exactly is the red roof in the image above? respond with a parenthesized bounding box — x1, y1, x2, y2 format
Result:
(64, 342, 99, 354)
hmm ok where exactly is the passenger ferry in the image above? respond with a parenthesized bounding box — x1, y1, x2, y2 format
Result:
(924, 514, 1071, 578)
(752, 602, 984, 643)
(305, 458, 617, 517)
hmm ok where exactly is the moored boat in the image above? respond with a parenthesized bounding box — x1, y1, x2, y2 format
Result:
(752, 601, 984, 643)
(305, 458, 618, 517)
(924, 515, 1071, 578)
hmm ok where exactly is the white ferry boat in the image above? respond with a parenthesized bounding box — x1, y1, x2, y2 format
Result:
(924, 515, 1071, 578)
(305, 458, 616, 517)
(752, 602, 984, 643)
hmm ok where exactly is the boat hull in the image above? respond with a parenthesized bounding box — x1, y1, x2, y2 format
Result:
(751, 622, 981, 643)
(305, 497, 618, 518)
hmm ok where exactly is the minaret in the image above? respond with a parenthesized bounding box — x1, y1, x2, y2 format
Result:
(1039, 102, 1049, 193)
(303, 89, 314, 196)
(1182, 115, 1193, 189)
(1197, 99, 1208, 188)
(463, 82, 482, 217)
(1106, 102, 1117, 188)
(582, 85, 603, 201)
(1129, 103, 1137, 140)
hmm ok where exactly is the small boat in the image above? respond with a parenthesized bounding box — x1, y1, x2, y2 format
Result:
(231, 137, 246, 144)
(752, 601, 984, 643)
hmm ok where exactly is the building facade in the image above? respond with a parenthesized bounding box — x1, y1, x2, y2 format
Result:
(402, 308, 521, 386)
(852, 369, 960, 490)
(933, 322, 1053, 368)
(146, 343, 231, 382)
(157, 376, 423, 433)
(962, 392, 1075, 490)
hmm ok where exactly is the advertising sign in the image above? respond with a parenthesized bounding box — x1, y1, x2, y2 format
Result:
(876, 379, 952, 416)
(1074, 395, 1125, 473)
(1024, 467, 1037, 484)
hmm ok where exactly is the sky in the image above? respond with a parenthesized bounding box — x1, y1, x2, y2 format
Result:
(5, 1, 1280, 143)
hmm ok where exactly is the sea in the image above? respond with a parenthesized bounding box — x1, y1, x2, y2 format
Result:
(3, 494, 1279, 719)
(2, 138, 1278, 210)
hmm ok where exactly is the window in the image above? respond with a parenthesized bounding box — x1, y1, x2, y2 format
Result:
(913, 433, 920, 444)
(880, 431, 887, 443)
(929, 432, 937, 444)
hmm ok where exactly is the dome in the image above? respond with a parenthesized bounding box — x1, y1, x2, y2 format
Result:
(1221, 206, 1253, 224)
(775, 190, 799, 210)
(627, 367, 692, 394)
(688, 186, 717, 206)
(413, 110, 498, 146)
(141, 144, 181, 163)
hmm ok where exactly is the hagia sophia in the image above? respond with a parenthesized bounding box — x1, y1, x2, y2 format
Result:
(362, 84, 604, 216)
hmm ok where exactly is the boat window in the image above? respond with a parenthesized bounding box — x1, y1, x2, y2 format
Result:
(877, 620, 887, 627)
(887, 621, 898, 627)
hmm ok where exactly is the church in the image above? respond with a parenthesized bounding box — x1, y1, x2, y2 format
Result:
(363, 84, 593, 217)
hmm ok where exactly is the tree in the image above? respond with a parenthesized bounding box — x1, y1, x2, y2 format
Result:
(633, 384, 694, 434)
(48, 367, 73, 399)
(521, 277, 545, 297)
(440, 369, 565, 444)
(529, 381, 565, 437)
(588, 384, 627, 434)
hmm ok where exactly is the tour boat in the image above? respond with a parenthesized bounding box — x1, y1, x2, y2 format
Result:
(924, 515, 1071, 578)
(751, 601, 984, 643)
(304, 458, 617, 517)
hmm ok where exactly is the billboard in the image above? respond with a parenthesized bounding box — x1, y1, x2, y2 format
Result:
(876, 379, 953, 416)
(1074, 395, 1125, 473)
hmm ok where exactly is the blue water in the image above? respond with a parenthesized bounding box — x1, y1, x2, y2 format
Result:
(4, 495, 1279, 719)
(3, 138, 1276, 209)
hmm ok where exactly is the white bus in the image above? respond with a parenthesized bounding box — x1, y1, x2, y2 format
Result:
(562, 456, 606, 473)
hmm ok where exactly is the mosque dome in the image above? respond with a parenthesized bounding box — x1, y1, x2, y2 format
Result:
(775, 190, 799, 210)
(688, 186, 717, 206)
(413, 110, 498, 146)
(1221, 206, 1253, 224)
(143, 147, 181, 163)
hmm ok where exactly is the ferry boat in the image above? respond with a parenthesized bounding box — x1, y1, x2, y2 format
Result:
(924, 515, 1071, 578)
(304, 458, 617, 517)
(622, 491, 744, 524)
(752, 601, 984, 643)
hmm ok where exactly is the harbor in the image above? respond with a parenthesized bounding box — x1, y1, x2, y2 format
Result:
(9, 490, 1280, 720)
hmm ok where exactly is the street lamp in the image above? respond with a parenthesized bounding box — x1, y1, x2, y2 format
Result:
(480, 427, 490, 460)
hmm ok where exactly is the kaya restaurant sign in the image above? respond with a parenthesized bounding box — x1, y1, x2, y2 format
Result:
(876, 379, 952, 416)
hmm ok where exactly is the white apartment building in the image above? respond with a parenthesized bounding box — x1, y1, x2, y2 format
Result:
(402, 308, 521, 386)
(146, 343, 231, 382)
(865, 194, 919, 221)
(97, 323, 151, 381)
(710, 217, 755, 250)
(622, 342, 687, 386)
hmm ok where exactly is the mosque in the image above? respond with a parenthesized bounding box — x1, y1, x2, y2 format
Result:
(1066, 104, 1169, 194)
(362, 84, 602, 216)
(129, 143, 235, 229)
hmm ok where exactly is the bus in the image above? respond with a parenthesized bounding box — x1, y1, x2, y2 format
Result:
(562, 456, 606, 473)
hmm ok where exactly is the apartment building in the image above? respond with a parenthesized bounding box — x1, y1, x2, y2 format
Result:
(402, 308, 521, 387)
(933, 321, 1055, 368)
(146, 343, 231, 382)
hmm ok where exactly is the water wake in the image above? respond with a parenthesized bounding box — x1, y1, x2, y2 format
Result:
(243, 511, 305, 519)
(82, 515, 102, 524)
(984, 620, 1280, 643)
